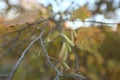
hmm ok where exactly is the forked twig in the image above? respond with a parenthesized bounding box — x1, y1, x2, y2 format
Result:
(39, 22, 61, 80)
(7, 31, 42, 80)
(7, 20, 48, 80)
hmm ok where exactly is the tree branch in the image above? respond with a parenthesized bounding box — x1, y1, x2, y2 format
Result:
(39, 22, 61, 80)
(7, 19, 48, 80)
(81, 20, 119, 25)
(7, 32, 42, 80)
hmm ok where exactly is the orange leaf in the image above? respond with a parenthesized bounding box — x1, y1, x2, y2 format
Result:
(2, 11, 39, 28)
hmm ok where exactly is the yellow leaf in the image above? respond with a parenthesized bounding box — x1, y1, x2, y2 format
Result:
(75, 27, 105, 54)
(72, 6, 91, 20)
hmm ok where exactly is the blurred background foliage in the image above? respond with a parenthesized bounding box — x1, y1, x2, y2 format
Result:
(0, 0, 120, 80)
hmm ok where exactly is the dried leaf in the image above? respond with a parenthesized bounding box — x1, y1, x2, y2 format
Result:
(3, 11, 39, 28)
(72, 6, 91, 20)
(75, 27, 105, 54)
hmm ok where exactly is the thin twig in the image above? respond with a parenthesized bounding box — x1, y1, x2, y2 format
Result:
(72, 47, 86, 80)
(81, 20, 119, 25)
(7, 33, 41, 80)
(7, 20, 48, 80)
(74, 52, 81, 74)
(61, 73, 86, 80)
(39, 22, 61, 80)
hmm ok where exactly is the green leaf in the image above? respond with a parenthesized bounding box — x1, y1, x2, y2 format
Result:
(61, 62, 70, 70)
(60, 33, 74, 46)
(59, 42, 68, 61)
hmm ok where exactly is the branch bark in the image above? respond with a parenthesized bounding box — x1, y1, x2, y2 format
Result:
(39, 22, 61, 80)
(7, 19, 48, 80)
